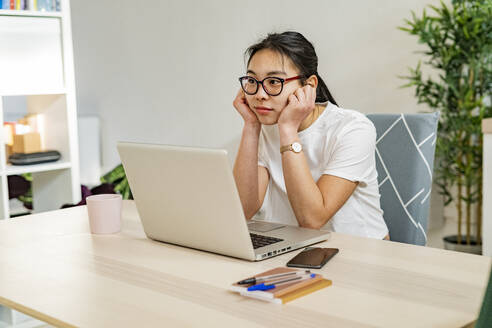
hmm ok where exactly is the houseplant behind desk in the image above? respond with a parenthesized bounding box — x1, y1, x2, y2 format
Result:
(400, 0, 491, 254)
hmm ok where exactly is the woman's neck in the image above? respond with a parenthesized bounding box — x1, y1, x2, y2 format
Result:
(298, 103, 326, 132)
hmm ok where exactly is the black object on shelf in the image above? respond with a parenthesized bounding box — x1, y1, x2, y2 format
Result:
(9, 151, 61, 166)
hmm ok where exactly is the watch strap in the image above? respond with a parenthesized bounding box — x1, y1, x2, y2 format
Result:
(280, 144, 292, 153)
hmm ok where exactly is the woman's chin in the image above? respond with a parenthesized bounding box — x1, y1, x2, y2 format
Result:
(257, 116, 279, 126)
(259, 120, 278, 126)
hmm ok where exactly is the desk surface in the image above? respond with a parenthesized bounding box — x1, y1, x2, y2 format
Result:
(0, 201, 490, 328)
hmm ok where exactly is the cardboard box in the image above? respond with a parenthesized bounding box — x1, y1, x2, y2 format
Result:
(13, 132, 42, 154)
(5, 145, 13, 159)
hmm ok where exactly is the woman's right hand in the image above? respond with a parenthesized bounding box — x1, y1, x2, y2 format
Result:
(233, 89, 259, 125)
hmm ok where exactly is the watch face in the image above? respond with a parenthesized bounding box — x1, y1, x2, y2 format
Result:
(292, 142, 302, 153)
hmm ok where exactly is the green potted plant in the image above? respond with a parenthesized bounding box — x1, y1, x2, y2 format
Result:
(399, 0, 491, 253)
(101, 164, 133, 200)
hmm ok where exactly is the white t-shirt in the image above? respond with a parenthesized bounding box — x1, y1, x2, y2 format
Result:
(256, 101, 389, 239)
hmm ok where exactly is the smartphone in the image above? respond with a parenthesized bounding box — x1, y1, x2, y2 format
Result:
(286, 247, 339, 269)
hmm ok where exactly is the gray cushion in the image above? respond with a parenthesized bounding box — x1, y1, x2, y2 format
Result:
(366, 112, 439, 245)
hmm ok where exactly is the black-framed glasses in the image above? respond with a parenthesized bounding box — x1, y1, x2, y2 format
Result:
(238, 75, 302, 96)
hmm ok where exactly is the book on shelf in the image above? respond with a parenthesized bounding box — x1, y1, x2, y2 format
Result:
(230, 267, 332, 304)
(28, 0, 36, 10)
(1, 0, 59, 11)
(38, 0, 58, 11)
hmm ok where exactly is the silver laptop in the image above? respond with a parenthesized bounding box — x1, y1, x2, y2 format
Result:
(117, 142, 330, 261)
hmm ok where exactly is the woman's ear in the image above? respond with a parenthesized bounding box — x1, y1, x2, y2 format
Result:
(305, 74, 318, 89)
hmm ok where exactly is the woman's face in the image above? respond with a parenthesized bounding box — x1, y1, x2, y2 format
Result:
(244, 49, 303, 125)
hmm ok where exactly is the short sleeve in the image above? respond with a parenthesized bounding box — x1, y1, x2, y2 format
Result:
(322, 118, 377, 186)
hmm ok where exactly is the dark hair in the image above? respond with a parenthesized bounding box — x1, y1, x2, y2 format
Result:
(245, 31, 338, 106)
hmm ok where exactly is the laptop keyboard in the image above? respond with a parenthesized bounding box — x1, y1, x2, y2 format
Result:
(250, 233, 284, 249)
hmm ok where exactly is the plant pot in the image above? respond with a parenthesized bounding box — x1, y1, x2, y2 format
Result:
(443, 235, 482, 255)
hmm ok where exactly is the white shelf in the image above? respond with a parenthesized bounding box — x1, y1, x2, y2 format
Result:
(0, 89, 67, 97)
(0, 9, 62, 18)
(0, 0, 81, 221)
(3, 161, 71, 176)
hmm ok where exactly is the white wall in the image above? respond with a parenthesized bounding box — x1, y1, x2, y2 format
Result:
(70, 0, 455, 243)
(70, 0, 442, 173)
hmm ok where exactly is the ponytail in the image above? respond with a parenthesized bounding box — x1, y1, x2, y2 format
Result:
(315, 73, 338, 106)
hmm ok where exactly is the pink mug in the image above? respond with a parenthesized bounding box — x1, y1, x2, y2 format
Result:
(86, 194, 122, 234)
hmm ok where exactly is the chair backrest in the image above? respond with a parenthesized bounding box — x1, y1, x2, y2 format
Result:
(366, 113, 439, 245)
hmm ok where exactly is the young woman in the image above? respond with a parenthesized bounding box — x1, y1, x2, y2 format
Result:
(232, 31, 389, 240)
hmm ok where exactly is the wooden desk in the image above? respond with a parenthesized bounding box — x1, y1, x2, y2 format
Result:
(0, 201, 490, 327)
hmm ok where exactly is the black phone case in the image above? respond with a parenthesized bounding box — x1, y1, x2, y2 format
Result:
(286, 247, 339, 269)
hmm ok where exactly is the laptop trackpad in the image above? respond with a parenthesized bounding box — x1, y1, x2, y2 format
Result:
(248, 221, 286, 232)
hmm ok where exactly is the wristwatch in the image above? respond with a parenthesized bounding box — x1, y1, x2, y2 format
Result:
(280, 142, 303, 154)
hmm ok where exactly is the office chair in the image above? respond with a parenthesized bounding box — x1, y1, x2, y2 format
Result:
(366, 112, 439, 246)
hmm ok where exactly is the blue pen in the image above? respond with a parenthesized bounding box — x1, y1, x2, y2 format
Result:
(247, 273, 316, 291)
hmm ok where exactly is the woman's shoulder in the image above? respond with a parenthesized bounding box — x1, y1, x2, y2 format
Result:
(318, 102, 375, 134)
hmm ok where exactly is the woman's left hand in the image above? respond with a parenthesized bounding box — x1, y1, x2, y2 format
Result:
(278, 85, 316, 132)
